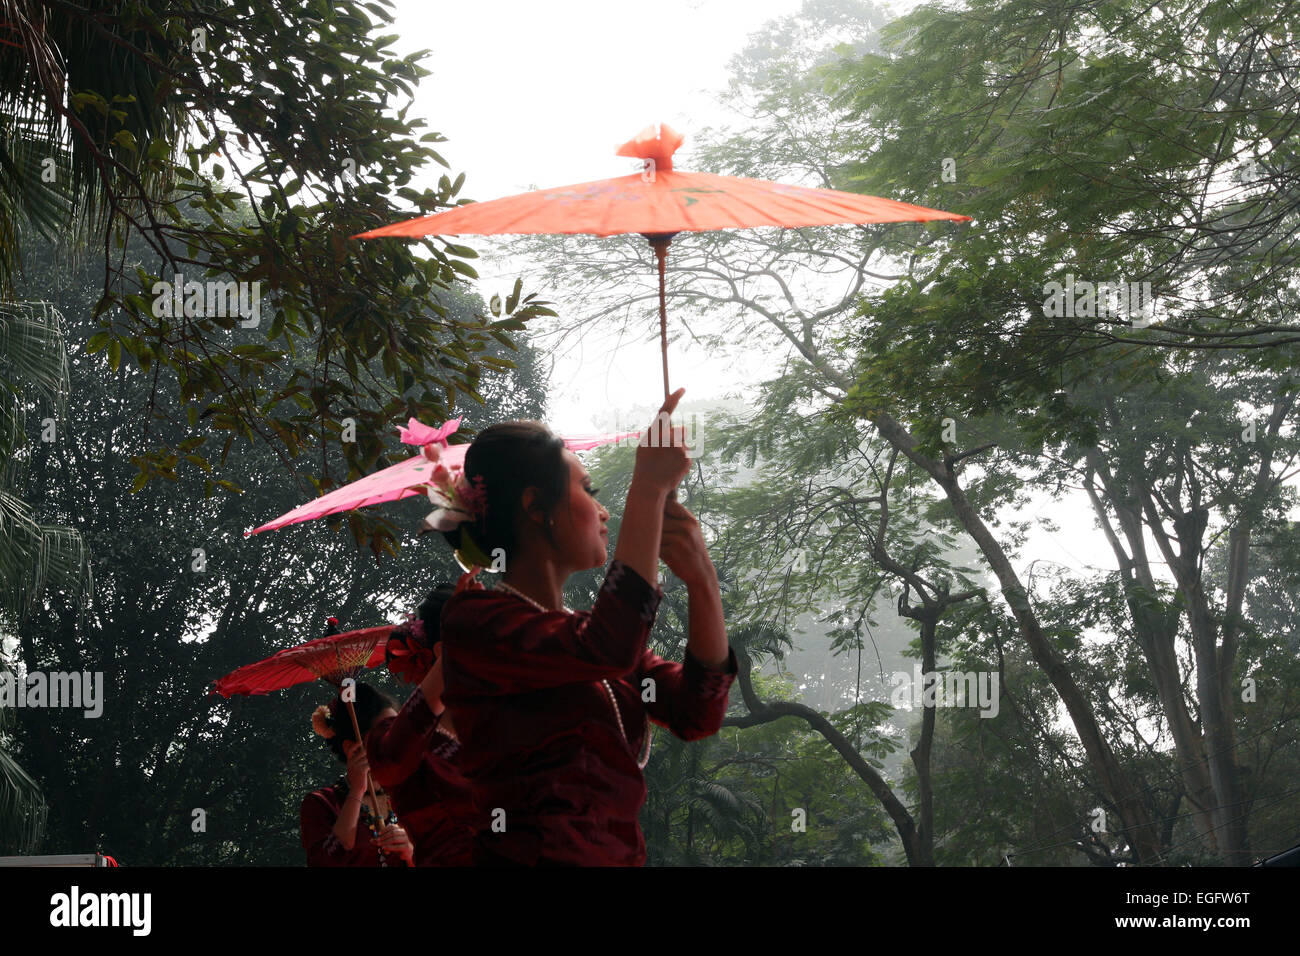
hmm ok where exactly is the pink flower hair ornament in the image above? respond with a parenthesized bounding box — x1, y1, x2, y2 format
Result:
(419, 463, 493, 573)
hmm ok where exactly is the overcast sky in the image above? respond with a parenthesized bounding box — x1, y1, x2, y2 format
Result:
(384, 0, 838, 429)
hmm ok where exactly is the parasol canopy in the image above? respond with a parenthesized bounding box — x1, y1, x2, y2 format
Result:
(355, 121, 968, 238)
(209, 625, 391, 697)
(355, 122, 971, 397)
(244, 416, 637, 537)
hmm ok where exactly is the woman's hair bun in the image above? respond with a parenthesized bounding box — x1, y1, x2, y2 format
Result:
(455, 421, 569, 559)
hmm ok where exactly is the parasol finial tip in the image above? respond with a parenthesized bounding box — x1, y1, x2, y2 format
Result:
(616, 122, 684, 172)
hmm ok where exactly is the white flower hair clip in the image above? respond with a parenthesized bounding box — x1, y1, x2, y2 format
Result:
(419, 443, 488, 533)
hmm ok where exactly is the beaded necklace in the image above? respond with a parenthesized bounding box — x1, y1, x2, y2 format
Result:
(494, 579, 653, 769)
(358, 788, 399, 867)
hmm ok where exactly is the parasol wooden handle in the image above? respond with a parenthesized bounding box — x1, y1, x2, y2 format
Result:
(344, 698, 385, 833)
(647, 234, 679, 503)
(653, 238, 671, 403)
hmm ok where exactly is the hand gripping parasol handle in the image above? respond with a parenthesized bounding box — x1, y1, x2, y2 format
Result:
(344, 698, 385, 834)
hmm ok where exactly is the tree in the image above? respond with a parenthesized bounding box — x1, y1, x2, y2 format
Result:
(827, 0, 1300, 863)
(1, 0, 556, 557)
(10, 233, 547, 863)
(701, 394, 989, 866)
(828, 0, 1300, 371)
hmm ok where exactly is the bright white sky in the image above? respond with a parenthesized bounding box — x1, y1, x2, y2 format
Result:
(387, 0, 818, 431)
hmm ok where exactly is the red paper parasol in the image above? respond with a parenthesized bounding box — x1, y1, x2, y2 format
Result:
(355, 121, 971, 398)
(209, 625, 392, 698)
(211, 620, 396, 817)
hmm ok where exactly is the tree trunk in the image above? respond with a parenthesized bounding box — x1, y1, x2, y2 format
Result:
(1083, 457, 1220, 849)
(871, 411, 1164, 863)
(725, 647, 929, 865)
(909, 613, 938, 867)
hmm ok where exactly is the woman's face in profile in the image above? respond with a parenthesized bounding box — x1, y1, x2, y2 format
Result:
(550, 451, 609, 571)
(342, 707, 399, 758)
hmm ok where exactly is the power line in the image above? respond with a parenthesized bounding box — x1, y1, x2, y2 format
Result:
(1134, 782, 1300, 867)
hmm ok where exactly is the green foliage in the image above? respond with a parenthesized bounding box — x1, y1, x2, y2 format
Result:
(6, 233, 546, 863)
(816, 0, 1300, 864)
(644, 676, 894, 866)
(827, 0, 1300, 434)
(1, 0, 557, 557)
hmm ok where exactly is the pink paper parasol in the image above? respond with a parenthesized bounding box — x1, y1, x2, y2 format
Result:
(246, 416, 638, 536)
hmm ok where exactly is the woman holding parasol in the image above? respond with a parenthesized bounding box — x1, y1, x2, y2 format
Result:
(364, 585, 479, 866)
(301, 680, 416, 867)
(209, 617, 417, 866)
(435, 388, 738, 866)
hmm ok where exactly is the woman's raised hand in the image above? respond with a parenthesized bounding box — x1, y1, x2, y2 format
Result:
(376, 823, 415, 865)
(632, 387, 691, 496)
(659, 498, 716, 589)
(345, 744, 370, 793)
(615, 388, 690, 586)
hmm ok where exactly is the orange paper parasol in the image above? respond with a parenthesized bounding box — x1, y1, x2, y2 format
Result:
(356, 122, 971, 398)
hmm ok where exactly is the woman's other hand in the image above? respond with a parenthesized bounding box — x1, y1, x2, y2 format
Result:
(660, 498, 716, 588)
(376, 823, 415, 865)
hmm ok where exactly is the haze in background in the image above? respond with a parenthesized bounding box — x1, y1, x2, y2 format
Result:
(382, 1, 1127, 676)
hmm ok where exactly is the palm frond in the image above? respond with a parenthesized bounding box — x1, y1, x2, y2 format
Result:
(0, 300, 89, 620)
(0, 0, 184, 289)
(727, 619, 793, 661)
(0, 707, 47, 855)
(0, 299, 70, 405)
(692, 780, 765, 847)
(0, 492, 90, 620)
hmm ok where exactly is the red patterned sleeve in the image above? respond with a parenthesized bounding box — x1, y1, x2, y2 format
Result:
(300, 791, 351, 867)
(637, 646, 738, 741)
(442, 559, 662, 696)
(366, 686, 440, 791)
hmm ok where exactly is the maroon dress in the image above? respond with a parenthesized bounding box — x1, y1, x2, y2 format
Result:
(299, 781, 412, 867)
(366, 685, 478, 866)
(440, 559, 737, 866)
